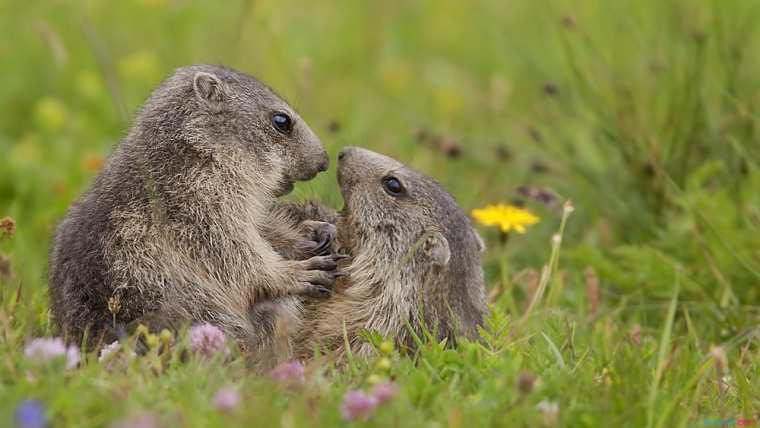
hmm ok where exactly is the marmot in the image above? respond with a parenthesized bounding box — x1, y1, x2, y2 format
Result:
(48, 65, 340, 361)
(295, 147, 488, 359)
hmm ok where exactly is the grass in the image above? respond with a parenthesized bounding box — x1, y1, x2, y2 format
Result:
(1, 0, 759, 426)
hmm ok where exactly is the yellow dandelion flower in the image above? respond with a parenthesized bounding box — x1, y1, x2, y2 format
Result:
(471, 204, 540, 234)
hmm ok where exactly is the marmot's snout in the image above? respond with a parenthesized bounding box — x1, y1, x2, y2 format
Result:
(313, 142, 329, 173)
(317, 156, 329, 172)
(336, 147, 359, 193)
(290, 143, 329, 184)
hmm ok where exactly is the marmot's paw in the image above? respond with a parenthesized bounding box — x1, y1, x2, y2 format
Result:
(295, 221, 337, 257)
(292, 254, 348, 298)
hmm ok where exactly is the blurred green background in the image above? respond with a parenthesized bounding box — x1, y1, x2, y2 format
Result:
(1, 0, 760, 424)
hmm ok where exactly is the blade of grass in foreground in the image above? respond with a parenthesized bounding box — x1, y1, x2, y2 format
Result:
(654, 359, 711, 428)
(646, 266, 680, 428)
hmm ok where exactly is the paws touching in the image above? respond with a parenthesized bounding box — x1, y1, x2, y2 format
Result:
(293, 254, 349, 299)
(295, 221, 337, 257)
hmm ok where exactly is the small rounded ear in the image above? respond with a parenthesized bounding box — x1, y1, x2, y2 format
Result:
(423, 231, 451, 267)
(193, 71, 224, 103)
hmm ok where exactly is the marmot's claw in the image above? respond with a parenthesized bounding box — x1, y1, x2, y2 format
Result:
(313, 237, 332, 256)
(301, 284, 332, 299)
(295, 240, 318, 254)
(302, 254, 338, 271)
(332, 254, 351, 262)
(300, 221, 337, 256)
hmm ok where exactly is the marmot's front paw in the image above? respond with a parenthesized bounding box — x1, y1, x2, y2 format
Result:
(292, 254, 348, 299)
(295, 221, 337, 257)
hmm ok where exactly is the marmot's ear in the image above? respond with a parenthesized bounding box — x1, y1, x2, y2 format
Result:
(193, 72, 224, 103)
(423, 231, 451, 267)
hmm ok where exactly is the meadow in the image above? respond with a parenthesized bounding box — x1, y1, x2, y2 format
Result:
(1, 0, 759, 426)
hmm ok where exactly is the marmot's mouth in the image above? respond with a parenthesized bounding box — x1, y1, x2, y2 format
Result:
(273, 179, 295, 197)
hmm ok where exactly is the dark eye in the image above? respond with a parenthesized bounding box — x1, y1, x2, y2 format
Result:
(272, 112, 293, 134)
(382, 176, 405, 196)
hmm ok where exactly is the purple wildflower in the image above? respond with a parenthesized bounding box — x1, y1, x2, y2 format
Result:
(24, 338, 65, 360)
(24, 338, 79, 369)
(270, 361, 305, 386)
(212, 385, 240, 412)
(14, 399, 48, 428)
(65, 346, 80, 369)
(371, 382, 398, 404)
(188, 323, 228, 358)
(340, 390, 378, 421)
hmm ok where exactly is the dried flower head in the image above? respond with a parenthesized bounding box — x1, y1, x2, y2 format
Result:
(517, 372, 537, 394)
(107, 296, 122, 315)
(440, 137, 462, 158)
(413, 127, 430, 143)
(515, 186, 560, 209)
(340, 390, 378, 421)
(526, 126, 543, 143)
(0, 216, 16, 239)
(188, 323, 228, 359)
(495, 145, 512, 161)
(327, 120, 341, 134)
(471, 204, 540, 234)
(561, 15, 576, 29)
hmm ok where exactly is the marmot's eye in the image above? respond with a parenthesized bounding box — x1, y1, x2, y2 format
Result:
(382, 176, 405, 196)
(272, 112, 293, 134)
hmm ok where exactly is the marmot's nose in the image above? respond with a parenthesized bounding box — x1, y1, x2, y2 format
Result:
(318, 158, 329, 172)
(338, 147, 355, 162)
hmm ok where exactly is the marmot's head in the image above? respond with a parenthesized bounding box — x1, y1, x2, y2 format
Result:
(336, 147, 487, 342)
(133, 64, 328, 197)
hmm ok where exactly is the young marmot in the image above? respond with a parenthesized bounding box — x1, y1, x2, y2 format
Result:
(48, 65, 340, 359)
(296, 147, 488, 359)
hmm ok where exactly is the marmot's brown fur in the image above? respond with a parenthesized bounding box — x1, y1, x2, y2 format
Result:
(296, 147, 488, 360)
(48, 65, 340, 364)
